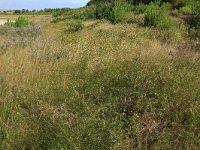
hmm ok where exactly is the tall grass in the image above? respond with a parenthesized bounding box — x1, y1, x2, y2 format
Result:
(0, 10, 200, 149)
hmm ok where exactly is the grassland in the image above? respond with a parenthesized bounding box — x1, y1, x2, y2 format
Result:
(0, 9, 200, 150)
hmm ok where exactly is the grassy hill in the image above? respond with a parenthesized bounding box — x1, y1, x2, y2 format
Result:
(0, 0, 200, 149)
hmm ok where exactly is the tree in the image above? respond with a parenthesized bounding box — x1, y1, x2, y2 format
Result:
(14, 10, 21, 14)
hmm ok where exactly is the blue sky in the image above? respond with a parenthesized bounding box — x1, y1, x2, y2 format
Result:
(0, 0, 90, 10)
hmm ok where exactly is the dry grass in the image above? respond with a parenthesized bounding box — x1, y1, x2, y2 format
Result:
(0, 15, 200, 149)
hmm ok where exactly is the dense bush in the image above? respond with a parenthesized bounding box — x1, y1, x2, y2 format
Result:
(89, 0, 131, 24)
(15, 16, 33, 27)
(66, 20, 84, 32)
(144, 1, 176, 29)
(179, 6, 192, 15)
(144, 2, 163, 27)
(84, 5, 97, 19)
(133, 3, 148, 14)
(188, 13, 200, 38)
(87, 0, 192, 5)
(5, 16, 33, 27)
(110, 1, 131, 23)
(172, 6, 193, 16)
(95, 2, 113, 20)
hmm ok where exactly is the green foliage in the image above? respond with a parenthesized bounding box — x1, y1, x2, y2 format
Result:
(188, 14, 200, 38)
(1, 1, 200, 149)
(172, 9, 181, 16)
(144, 2, 163, 26)
(161, 2, 172, 10)
(84, 5, 97, 19)
(133, 3, 148, 14)
(110, 1, 131, 24)
(144, 1, 176, 29)
(66, 20, 84, 32)
(51, 17, 66, 23)
(171, 0, 185, 8)
(5, 16, 33, 27)
(158, 17, 177, 29)
(188, 14, 200, 29)
(88, 0, 131, 24)
(15, 16, 33, 27)
(1, 12, 200, 149)
(80, 121, 112, 149)
(0, 128, 8, 147)
(183, 0, 200, 14)
(179, 6, 192, 15)
(95, 2, 113, 20)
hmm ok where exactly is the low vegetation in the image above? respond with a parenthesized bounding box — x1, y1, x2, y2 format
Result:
(0, 0, 199, 149)
(5, 16, 34, 27)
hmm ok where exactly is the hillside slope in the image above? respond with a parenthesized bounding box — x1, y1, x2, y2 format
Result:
(0, 4, 200, 149)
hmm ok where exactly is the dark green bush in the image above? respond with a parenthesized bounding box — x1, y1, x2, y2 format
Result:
(189, 14, 200, 29)
(188, 13, 200, 38)
(95, 2, 113, 20)
(88, 0, 131, 24)
(66, 20, 84, 32)
(144, 1, 176, 29)
(171, 0, 185, 8)
(84, 6, 97, 19)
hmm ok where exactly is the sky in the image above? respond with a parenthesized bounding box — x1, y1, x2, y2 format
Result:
(0, 0, 90, 10)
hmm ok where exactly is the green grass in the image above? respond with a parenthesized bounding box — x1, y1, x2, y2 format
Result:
(0, 2, 200, 149)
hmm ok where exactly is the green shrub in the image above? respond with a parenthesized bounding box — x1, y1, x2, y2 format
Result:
(66, 20, 84, 32)
(144, 1, 176, 29)
(171, 0, 185, 9)
(144, 2, 163, 27)
(52, 11, 62, 17)
(110, 1, 131, 24)
(51, 17, 66, 23)
(91, 0, 131, 24)
(158, 17, 177, 29)
(84, 6, 97, 19)
(161, 2, 172, 10)
(172, 9, 181, 16)
(133, 3, 148, 14)
(14, 16, 33, 27)
(188, 13, 200, 38)
(70, 13, 86, 20)
(5, 16, 33, 27)
(188, 14, 200, 29)
(179, 6, 192, 15)
(183, 0, 200, 14)
(95, 2, 113, 20)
